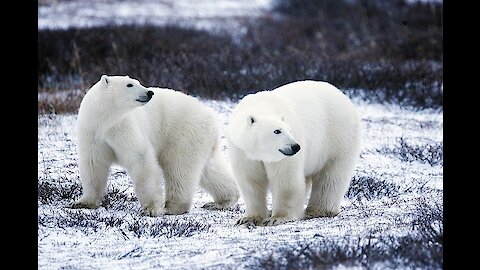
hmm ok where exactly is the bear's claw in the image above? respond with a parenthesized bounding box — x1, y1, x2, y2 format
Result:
(163, 200, 190, 215)
(236, 216, 263, 226)
(201, 201, 234, 210)
(304, 207, 339, 219)
(261, 216, 293, 226)
(141, 206, 164, 217)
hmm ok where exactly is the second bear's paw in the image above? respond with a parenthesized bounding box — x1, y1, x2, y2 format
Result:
(201, 201, 235, 210)
(304, 207, 340, 219)
(163, 201, 190, 215)
(261, 216, 295, 226)
(68, 200, 99, 209)
(141, 200, 165, 217)
(236, 216, 264, 226)
(141, 205, 164, 217)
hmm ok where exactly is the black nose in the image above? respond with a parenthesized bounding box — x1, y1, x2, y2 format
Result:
(147, 91, 154, 98)
(291, 144, 301, 154)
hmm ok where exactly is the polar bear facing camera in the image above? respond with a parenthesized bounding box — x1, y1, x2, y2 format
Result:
(227, 80, 361, 226)
(72, 75, 239, 216)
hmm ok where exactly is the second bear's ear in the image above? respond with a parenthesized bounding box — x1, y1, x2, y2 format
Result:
(248, 116, 256, 126)
(101, 75, 109, 85)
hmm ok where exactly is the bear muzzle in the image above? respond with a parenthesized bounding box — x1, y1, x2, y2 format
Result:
(136, 90, 154, 103)
(279, 143, 301, 156)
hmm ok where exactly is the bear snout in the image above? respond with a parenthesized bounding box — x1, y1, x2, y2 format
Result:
(291, 143, 301, 154)
(279, 143, 301, 156)
(136, 91, 154, 103)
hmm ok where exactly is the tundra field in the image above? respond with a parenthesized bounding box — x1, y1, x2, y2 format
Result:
(38, 0, 443, 269)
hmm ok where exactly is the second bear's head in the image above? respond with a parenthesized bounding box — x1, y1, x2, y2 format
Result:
(231, 114, 301, 163)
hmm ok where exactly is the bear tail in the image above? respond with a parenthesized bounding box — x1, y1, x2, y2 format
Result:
(200, 143, 240, 210)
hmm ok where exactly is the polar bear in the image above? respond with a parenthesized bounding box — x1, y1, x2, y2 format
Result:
(71, 75, 239, 216)
(227, 80, 361, 226)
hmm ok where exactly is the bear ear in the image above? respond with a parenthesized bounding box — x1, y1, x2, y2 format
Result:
(248, 116, 256, 126)
(101, 75, 109, 85)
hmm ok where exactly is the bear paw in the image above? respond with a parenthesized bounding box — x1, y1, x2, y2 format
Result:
(163, 201, 190, 215)
(261, 216, 295, 226)
(201, 201, 235, 210)
(141, 205, 164, 217)
(236, 216, 264, 226)
(304, 207, 340, 219)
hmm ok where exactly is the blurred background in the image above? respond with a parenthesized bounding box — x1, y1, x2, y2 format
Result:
(38, 0, 443, 113)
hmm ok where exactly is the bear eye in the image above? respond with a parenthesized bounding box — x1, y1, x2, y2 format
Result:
(274, 129, 281, 134)
(127, 83, 133, 87)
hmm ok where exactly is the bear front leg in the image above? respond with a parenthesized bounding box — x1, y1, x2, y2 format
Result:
(262, 161, 306, 226)
(235, 177, 269, 226)
(228, 147, 269, 226)
(127, 155, 165, 217)
(70, 143, 113, 209)
(234, 171, 269, 226)
(105, 127, 165, 216)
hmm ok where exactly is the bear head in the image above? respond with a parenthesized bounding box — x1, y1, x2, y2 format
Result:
(230, 114, 301, 162)
(98, 75, 154, 111)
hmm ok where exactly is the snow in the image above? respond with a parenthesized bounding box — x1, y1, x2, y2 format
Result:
(38, 0, 272, 30)
(38, 97, 443, 269)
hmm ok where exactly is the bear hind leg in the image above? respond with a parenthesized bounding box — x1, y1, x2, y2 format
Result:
(128, 158, 165, 217)
(200, 147, 240, 210)
(162, 158, 206, 215)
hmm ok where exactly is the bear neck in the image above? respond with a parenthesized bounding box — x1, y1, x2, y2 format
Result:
(78, 90, 134, 133)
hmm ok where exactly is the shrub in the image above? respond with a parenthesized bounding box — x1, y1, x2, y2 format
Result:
(378, 137, 443, 166)
(126, 217, 211, 238)
(346, 175, 400, 202)
(38, 180, 82, 204)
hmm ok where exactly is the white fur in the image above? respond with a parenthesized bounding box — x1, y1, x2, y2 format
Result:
(73, 75, 239, 216)
(227, 80, 361, 226)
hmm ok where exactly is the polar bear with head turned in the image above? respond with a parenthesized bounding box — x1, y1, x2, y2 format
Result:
(72, 75, 239, 216)
(227, 80, 361, 226)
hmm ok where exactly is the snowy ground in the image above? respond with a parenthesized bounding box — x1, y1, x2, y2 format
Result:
(38, 97, 443, 269)
(38, 0, 271, 30)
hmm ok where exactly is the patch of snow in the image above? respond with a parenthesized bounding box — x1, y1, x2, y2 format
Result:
(38, 0, 272, 30)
